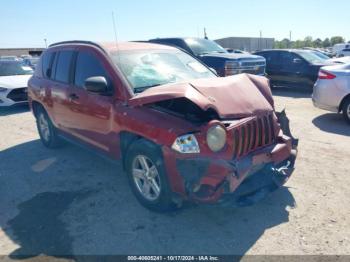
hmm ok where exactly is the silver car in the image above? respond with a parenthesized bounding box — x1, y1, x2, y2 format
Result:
(313, 63, 350, 123)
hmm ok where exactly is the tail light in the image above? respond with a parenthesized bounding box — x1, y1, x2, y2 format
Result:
(318, 70, 336, 80)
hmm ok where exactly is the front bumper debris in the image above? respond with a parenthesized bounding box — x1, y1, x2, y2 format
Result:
(165, 110, 298, 207)
(218, 153, 296, 207)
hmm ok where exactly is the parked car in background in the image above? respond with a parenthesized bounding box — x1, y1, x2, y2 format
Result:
(329, 56, 350, 64)
(333, 43, 350, 56)
(337, 48, 350, 57)
(0, 55, 20, 61)
(302, 47, 333, 58)
(254, 49, 334, 88)
(226, 48, 249, 54)
(22, 56, 40, 69)
(148, 37, 266, 77)
(0, 61, 33, 106)
(28, 40, 297, 211)
(20, 55, 32, 59)
(313, 64, 350, 123)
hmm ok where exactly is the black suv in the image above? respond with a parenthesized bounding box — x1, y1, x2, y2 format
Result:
(149, 37, 266, 77)
(254, 49, 334, 88)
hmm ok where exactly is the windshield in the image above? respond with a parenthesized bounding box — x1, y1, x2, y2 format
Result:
(0, 62, 34, 76)
(112, 49, 216, 93)
(184, 38, 227, 55)
(295, 51, 327, 64)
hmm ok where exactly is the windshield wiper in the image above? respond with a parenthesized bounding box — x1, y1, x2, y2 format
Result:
(134, 83, 162, 93)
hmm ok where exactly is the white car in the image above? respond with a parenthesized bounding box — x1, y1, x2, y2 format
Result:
(332, 43, 350, 55)
(337, 48, 350, 57)
(312, 63, 350, 123)
(0, 61, 33, 106)
(328, 56, 350, 64)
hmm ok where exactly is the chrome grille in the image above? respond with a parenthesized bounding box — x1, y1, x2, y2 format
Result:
(240, 60, 266, 67)
(232, 113, 276, 159)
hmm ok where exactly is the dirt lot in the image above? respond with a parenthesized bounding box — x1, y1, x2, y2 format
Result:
(1, 89, 350, 258)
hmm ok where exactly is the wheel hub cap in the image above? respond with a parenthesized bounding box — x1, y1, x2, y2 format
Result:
(38, 113, 50, 141)
(132, 155, 161, 201)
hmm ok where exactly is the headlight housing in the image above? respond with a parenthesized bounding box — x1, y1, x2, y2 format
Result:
(0, 87, 8, 92)
(224, 61, 241, 76)
(207, 125, 226, 152)
(172, 134, 200, 153)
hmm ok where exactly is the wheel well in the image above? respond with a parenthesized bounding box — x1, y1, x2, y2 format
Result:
(31, 101, 44, 117)
(119, 131, 162, 170)
(339, 94, 350, 113)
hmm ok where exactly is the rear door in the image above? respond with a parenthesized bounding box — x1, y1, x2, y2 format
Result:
(63, 47, 115, 153)
(46, 48, 75, 128)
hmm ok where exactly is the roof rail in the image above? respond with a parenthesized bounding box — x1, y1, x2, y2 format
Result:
(48, 40, 106, 53)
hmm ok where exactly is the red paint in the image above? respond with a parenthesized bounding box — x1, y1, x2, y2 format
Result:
(28, 41, 297, 204)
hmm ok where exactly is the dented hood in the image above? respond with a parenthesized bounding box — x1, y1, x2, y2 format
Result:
(128, 74, 274, 119)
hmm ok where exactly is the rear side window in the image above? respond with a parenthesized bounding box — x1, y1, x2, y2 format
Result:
(260, 52, 280, 65)
(54, 51, 74, 83)
(74, 51, 110, 88)
(42, 51, 54, 78)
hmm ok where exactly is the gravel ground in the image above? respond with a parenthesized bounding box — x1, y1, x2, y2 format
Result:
(0, 89, 350, 258)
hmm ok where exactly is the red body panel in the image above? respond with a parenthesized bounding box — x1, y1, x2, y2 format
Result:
(28, 41, 297, 204)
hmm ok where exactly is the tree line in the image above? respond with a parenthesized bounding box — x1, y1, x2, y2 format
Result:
(274, 36, 347, 49)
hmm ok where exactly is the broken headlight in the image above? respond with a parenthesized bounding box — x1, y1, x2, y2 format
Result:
(207, 125, 226, 152)
(172, 134, 200, 153)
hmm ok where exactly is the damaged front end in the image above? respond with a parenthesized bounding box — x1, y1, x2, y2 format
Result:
(129, 74, 298, 207)
(166, 110, 298, 208)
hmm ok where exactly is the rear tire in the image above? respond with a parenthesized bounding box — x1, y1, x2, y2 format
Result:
(36, 107, 62, 148)
(342, 99, 350, 124)
(125, 139, 176, 212)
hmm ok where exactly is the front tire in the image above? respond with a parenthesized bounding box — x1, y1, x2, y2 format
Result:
(36, 107, 62, 148)
(342, 99, 350, 124)
(125, 139, 176, 212)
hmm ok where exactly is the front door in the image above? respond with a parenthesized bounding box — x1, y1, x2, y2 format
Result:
(64, 48, 115, 154)
(280, 52, 310, 86)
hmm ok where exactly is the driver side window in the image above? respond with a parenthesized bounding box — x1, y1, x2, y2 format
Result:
(74, 51, 111, 90)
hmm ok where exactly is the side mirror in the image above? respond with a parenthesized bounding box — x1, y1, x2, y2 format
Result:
(293, 58, 303, 64)
(84, 76, 108, 93)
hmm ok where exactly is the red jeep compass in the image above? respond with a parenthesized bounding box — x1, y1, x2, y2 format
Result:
(28, 41, 298, 211)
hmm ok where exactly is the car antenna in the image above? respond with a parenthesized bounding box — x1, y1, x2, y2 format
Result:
(112, 11, 119, 49)
(111, 11, 130, 100)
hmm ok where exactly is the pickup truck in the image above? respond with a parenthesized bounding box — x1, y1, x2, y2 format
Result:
(148, 37, 266, 77)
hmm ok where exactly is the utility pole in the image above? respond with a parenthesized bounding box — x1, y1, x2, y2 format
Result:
(204, 27, 208, 39)
(259, 30, 262, 50)
(289, 31, 292, 48)
(44, 38, 47, 48)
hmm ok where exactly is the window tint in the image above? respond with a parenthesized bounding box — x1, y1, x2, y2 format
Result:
(264, 52, 280, 65)
(280, 52, 297, 64)
(74, 51, 109, 88)
(54, 51, 74, 83)
(42, 51, 53, 78)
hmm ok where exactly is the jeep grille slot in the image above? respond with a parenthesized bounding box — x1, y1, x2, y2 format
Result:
(232, 113, 276, 159)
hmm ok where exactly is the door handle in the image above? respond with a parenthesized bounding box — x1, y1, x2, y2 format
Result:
(69, 93, 79, 100)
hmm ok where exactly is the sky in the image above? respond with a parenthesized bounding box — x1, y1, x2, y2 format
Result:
(1, 0, 349, 48)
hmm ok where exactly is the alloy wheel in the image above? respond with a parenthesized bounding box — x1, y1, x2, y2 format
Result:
(38, 113, 50, 142)
(132, 155, 161, 201)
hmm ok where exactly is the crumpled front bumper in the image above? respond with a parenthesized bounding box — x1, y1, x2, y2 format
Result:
(163, 110, 298, 207)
